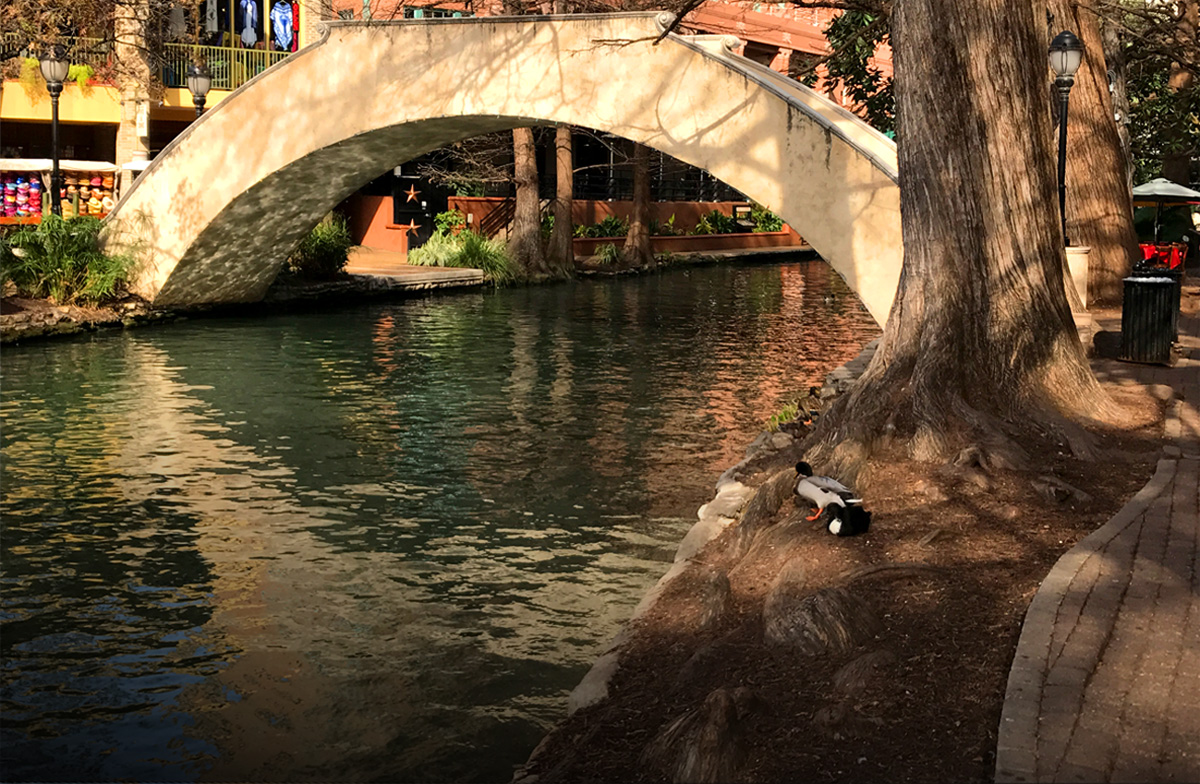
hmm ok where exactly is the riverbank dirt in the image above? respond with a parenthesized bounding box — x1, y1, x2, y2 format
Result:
(511, 260, 1195, 784)
(516, 388, 1164, 783)
(0, 293, 168, 343)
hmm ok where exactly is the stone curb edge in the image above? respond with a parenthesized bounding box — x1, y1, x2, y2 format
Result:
(994, 457, 1178, 783)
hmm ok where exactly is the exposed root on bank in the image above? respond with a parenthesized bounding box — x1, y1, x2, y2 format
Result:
(800, 325, 1120, 485)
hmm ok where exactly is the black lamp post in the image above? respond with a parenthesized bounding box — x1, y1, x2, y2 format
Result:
(186, 64, 212, 118)
(1049, 30, 1084, 246)
(39, 45, 70, 217)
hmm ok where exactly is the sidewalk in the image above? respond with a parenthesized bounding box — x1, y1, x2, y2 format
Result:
(344, 247, 485, 283)
(995, 308, 1200, 783)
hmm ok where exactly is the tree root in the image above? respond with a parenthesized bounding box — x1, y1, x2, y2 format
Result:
(838, 562, 943, 584)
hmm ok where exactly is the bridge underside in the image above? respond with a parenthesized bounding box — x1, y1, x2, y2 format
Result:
(105, 13, 902, 324)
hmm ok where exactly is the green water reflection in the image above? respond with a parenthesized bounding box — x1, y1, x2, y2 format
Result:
(0, 261, 877, 782)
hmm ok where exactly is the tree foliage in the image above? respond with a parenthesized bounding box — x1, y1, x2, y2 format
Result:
(1103, 0, 1200, 182)
(811, 10, 895, 132)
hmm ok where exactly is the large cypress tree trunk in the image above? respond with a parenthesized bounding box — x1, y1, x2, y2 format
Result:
(510, 127, 549, 278)
(1163, 0, 1197, 184)
(1048, 0, 1140, 304)
(546, 125, 576, 278)
(622, 143, 655, 269)
(809, 0, 1115, 476)
(1101, 17, 1134, 194)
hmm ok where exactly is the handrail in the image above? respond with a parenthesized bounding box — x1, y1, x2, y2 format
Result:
(654, 16, 899, 183)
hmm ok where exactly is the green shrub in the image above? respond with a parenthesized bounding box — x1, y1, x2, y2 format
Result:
(750, 203, 784, 233)
(766, 400, 800, 432)
(691, 210, 740, 235)
(649, 214, 682, 236)
(408, 230, 516, 285)
(1, 215, 137, 304)
(457, 231, 517, 284)
(449, 178, 485, 197)
(287, 214, 352, 278)
(595, 242, 622, 266)
(68, 64, 95, 94)
(583, 215, 628, 238)
(434, 209, 466, 237)
(541, 213, 555, 240)
(406, 232, 458, 267)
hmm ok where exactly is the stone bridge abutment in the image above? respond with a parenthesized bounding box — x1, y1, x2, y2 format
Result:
(106, 13, 902, 324)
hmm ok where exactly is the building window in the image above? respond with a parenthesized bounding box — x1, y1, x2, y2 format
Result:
(402, 6, 472, 18)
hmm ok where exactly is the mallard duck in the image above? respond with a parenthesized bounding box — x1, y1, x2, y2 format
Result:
(794, 461, 871, 536)
(802, 386, 825, 423)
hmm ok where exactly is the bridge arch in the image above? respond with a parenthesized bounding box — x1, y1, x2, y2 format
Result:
(107, 13, 902, 324)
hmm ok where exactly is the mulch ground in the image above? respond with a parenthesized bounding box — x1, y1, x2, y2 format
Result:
(519, 382, 1165, 783)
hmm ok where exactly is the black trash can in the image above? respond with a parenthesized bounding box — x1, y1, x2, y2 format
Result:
(1121, 275, 1175, 364)
(1129, 264, 1182, 340)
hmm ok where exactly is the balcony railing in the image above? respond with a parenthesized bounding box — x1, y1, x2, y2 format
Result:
(1, 32, 112, 66)
(161, 43, 290, 92)
(1, 34, 289, 94)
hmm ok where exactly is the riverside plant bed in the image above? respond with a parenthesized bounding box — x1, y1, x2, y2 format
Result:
(577, 248, 818, 277)
(0, 271, 488, 344)
(0, 294, 177, 344)
(515, 383, 1165, 783)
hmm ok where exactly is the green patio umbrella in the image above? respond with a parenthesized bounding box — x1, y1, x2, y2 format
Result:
(1132, 178, 1200, 243)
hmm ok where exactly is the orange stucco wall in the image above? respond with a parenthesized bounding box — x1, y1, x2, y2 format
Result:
(345, 194, 410, 253)
(448, 197, 769, 236)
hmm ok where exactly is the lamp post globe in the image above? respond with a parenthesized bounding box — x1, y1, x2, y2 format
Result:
(186, 64, 212, 118)
(39, 45, 70, 218)
(1049, 30, 1084, 246)
(1049, 30, 1084, 80)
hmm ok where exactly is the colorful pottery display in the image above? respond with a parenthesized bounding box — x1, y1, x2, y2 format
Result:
(1, 169, 117, 220)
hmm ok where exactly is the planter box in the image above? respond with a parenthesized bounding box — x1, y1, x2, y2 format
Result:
(574, 229, 806, 256)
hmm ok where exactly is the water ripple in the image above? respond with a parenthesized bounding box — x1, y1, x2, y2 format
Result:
(0, 260, 878, 782)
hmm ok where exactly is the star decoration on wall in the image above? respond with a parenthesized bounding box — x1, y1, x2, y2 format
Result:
(402, 220, 421, 235)
(404, 186, 420, 203)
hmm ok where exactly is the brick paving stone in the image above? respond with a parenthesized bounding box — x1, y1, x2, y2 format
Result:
(1052, 762, 1106, 783)
(995, 308, 1200, 783)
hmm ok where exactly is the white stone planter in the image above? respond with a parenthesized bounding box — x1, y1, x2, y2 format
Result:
(1066, 245, 1090, 308)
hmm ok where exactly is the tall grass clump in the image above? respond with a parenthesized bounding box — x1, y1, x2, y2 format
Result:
(594, 242, 622, 266)
(406, 232, 459, 267)
(454, 231, 517, 284)
(408, 214, 517, 285)
(1, 215, 137, 304)
(287, 214, 353, 278)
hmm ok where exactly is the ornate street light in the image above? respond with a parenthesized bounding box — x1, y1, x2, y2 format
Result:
(186, 63, 212, 118)
(1049, 30, 1084, 245)
(39, 44, 70, 217)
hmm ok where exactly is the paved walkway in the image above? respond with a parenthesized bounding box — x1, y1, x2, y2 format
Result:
(344, 247, 485, 282)
(996, 306, 1200, 783)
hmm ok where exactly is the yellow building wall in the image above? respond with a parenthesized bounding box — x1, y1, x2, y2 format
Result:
(153, 88, 233, 122)
(1, 83, 122, 124)
(2, 82, 234, 125)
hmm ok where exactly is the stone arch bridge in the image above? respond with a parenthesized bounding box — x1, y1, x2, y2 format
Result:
(106, 13, 902, 324)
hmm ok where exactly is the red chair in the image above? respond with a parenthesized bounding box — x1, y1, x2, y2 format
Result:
(1138, 242, 1188, 269)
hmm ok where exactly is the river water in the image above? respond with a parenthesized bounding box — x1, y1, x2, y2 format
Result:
(1, 260, 877, 783)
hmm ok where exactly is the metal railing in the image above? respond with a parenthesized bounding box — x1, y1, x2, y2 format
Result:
(160, 43, 290, 91)
(2, 34, 289, 93)
(1, 32, 113, 67)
